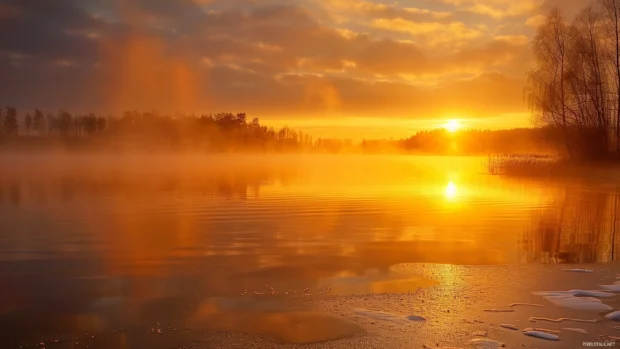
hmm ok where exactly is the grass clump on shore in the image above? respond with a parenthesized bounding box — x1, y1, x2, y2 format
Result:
(486, 154, 567, 176)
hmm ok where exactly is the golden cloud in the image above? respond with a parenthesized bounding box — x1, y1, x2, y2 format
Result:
(371, 18, 483, 46)
(444, 0, 539, 18)
(0, 0, 559, 123)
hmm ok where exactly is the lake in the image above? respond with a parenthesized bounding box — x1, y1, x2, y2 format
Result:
(1, 154, 619, 347)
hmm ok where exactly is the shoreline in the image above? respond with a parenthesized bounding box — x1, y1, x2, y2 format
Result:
(8, 263, 620, 349)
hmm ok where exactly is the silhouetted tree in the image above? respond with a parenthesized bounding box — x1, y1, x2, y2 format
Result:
(25, 114, 32, 135)
(527, 2, 620, 160)
(3, 107, 18, 136)
(527, 10, 573, 154)
(58, 111, 73, 137)
(33, 109, 44, 135)
(601, 0, 620, 151)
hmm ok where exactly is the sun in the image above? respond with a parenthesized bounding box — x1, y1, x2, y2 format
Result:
(444, 181, 458, 200)
(443, 119, 461, 133)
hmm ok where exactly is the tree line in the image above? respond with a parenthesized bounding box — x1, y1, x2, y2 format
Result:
(0, 108, 318, 152)
(0, 107, 108, 138)
(528, 0, 620, 160)
(0, 107, 566, 154)
(361, 128, 562, 155)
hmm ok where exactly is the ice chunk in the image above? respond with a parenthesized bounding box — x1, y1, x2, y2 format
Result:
(524, 330, 559, 341)
(468, 338, 505, 348)
(605, 311, 620, 321)
(562, 328, 588, 334)
(532, 290, 614, 298)
(600, 284, 620, 292)
(543, 294, 613, 312)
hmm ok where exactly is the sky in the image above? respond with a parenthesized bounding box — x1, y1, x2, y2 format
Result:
(0, 0, 591, 139)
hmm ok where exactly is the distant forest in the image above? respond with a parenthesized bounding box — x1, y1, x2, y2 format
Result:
(0, 107, 562, 154)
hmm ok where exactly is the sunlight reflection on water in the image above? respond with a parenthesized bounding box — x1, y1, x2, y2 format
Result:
(444, 181, 458, 201)
(1, 154, 620, 345)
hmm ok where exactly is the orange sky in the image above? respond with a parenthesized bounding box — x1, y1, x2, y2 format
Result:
(0, 0, 591, 138)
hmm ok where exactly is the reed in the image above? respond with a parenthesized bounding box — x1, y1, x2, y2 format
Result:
(486, 154, 567, 176)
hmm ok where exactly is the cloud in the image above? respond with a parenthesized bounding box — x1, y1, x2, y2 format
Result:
(0, 0, 568, 123)
(371, 18, 483, 46)
(494, 34, 529, 45)
(0, 0, 104, 62)
(320, 0, 453, 22)
(274, 70, 527, 117)
(0, 2, 20, 19)
(442, 0, 590, 20)
(540, 0, 591, 19)
(525, 14, 547, 27)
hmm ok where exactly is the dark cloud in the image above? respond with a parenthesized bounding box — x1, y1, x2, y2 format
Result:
(0, 0, 104, 62)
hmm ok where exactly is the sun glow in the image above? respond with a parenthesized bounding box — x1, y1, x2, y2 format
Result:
(443, 119, 461, 133)
(444, 181, 458, 200)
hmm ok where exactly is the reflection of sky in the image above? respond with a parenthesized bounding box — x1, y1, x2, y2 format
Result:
(0, 155, 567, 269)
(1, 155, 619, 343)
(316, 268, 439, 295)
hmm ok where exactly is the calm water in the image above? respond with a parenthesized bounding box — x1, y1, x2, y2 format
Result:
(1, 154, 619, 346)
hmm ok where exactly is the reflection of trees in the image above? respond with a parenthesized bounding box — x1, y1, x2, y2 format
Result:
(523, 185, 620, 263)
(0, 167, 291, 204)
